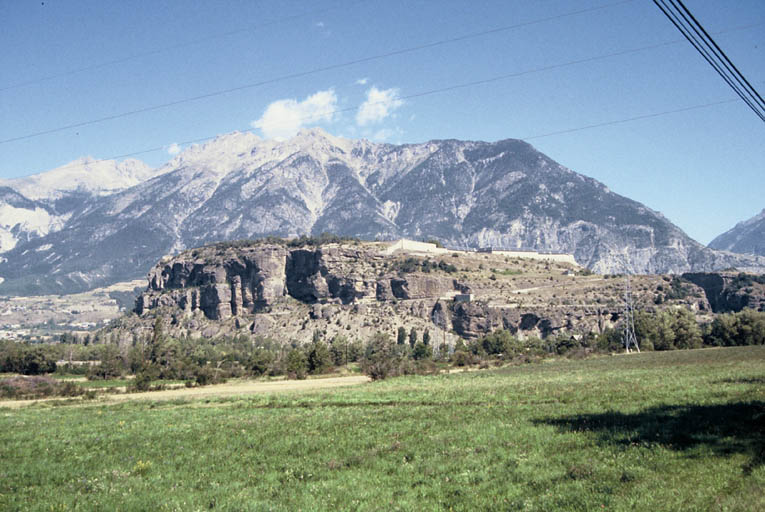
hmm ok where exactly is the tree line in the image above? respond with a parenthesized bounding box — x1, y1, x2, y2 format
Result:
(1, 309, 763, 385)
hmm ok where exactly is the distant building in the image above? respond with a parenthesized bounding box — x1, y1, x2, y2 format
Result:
(454, 293, 474, 303)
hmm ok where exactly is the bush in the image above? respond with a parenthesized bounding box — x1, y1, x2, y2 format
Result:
(193, 366, 226, 386)
(0, 344, 58, 375)
(307, 341, 332, 374)
(129, 367, 158, 392)
(451, 350, 473, 367)
(361, 332, 396, 380)
(286, 349, 308, 380)
(0, 376, 89, 400)
(411, 341, 432, 360)
(704, 310, 765, 346)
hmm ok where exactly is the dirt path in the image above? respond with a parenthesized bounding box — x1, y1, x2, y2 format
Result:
(0, 375, 370, 409)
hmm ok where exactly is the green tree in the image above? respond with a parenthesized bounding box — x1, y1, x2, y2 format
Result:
(87, 344, 123, 380)
(736, 309, 765, 345)
(149, 317, 165, 365)
(397, 326, 407, 346)
(329, 335, 349, 366)
(362, 332, 395, 380)
(672, 309, 702, 349)
(285, 349, 308, 380)
(307, 341, 332, 374)
(422, 329, 431, 346)
(18, 346, 57, 375)
(653, 311, 677, 351)
(705, 312, 739, 346)
(411, 341, 432, 360)
(249, 348, 273, 376)
(408, 327, 418, 349)
(633, 311, 658, 351)
(480, 329, 516, 356)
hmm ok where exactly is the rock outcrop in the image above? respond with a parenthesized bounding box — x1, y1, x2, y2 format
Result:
(682, 272, 765, 313)
(135, 242, 468, 321)
(132, 240, 720, 343)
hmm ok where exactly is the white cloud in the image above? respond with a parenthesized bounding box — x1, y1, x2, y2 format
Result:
(372, 128, 394, 141)
(355, 77, 369, 85)
(356, 87, 403, 126)
(252, 89, 338, 140)
(167, 143, 181, 155)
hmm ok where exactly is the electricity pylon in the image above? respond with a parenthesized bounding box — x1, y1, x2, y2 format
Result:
(623, 276, 640, 353)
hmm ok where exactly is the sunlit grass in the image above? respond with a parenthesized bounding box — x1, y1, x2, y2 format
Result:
(1, 346, 763, 511)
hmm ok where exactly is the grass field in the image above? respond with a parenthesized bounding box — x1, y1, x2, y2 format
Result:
(1, 346, 763, 511)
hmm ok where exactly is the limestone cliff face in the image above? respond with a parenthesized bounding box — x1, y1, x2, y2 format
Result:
(285, 247, 381, 304)
(135, 244, 288, 319)
(133, 241, 714, 341)
(136, 243, 456, 319)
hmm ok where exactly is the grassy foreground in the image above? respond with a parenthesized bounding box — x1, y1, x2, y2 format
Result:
(1, 347, 763, 511)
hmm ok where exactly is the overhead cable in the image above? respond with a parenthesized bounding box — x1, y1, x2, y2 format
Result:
(652, 0, 765, 123)
(0, 1, 371, 92)
(0, 0, 635, 145)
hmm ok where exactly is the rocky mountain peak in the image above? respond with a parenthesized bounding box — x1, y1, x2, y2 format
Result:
(0, 157, 156, 201)
(2, 131, 763, 296)
(709, 208, 765, 257)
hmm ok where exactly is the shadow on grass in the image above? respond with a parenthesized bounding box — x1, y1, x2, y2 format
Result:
(538, 401, 765, 474)
(714, 376, 765, 385)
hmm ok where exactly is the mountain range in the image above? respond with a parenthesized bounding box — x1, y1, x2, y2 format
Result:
(709, 209, 765, 257)
(0, 128, 762, 296)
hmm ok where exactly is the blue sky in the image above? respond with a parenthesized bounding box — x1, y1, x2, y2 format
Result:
(1, 0, 763, 244)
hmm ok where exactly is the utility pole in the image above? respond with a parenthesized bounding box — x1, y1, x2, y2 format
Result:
(622, 276, 639, 353)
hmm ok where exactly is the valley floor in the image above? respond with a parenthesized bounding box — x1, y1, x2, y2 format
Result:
(1, 346, 763, 511)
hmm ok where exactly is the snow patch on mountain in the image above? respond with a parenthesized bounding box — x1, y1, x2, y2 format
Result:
(2, 157, 158, 200)
(0, 203, 67, 252)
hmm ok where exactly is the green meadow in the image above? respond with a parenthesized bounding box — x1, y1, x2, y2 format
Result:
(1, 346, 763, 511)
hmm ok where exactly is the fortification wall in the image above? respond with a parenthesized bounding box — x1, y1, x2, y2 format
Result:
(383, 239, 577, 265)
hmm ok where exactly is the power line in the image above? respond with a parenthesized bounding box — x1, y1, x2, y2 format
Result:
(672, 0, 765, 112)
(654, 0, 765, 122)
(30, 96, 742, 176)
(0, 0, 635, 145)
(0, 1, 370, 92)
(523, 98, 737, 140)
(10, 18, 762, 175)
(652, 0, 765, 123)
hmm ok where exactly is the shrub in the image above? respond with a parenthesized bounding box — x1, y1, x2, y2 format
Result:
(193, 366, 226, 386)
(451, 350, 473, 367)
(411, 341, 432, 360)
(129, 366, 159, 392)
(286, 349, 308, 380)
(0, 376, 89, 400)
(249, 348, 273, 376)
(362, 332, 396, 380)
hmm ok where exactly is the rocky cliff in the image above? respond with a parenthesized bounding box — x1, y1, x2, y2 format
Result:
(682, 272, 765, 313)
(708, 208, 765, 257)
(130, 240, 712, 344)
(135, 242, 465, 321)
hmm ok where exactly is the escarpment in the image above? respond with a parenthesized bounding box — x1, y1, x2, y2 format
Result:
(133, 240, 714, 342)
(135, 243, 467, 320)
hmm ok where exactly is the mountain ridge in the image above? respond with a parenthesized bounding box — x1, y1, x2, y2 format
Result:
(709, 209, 765, 257)
(1, 129, 763, 296)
